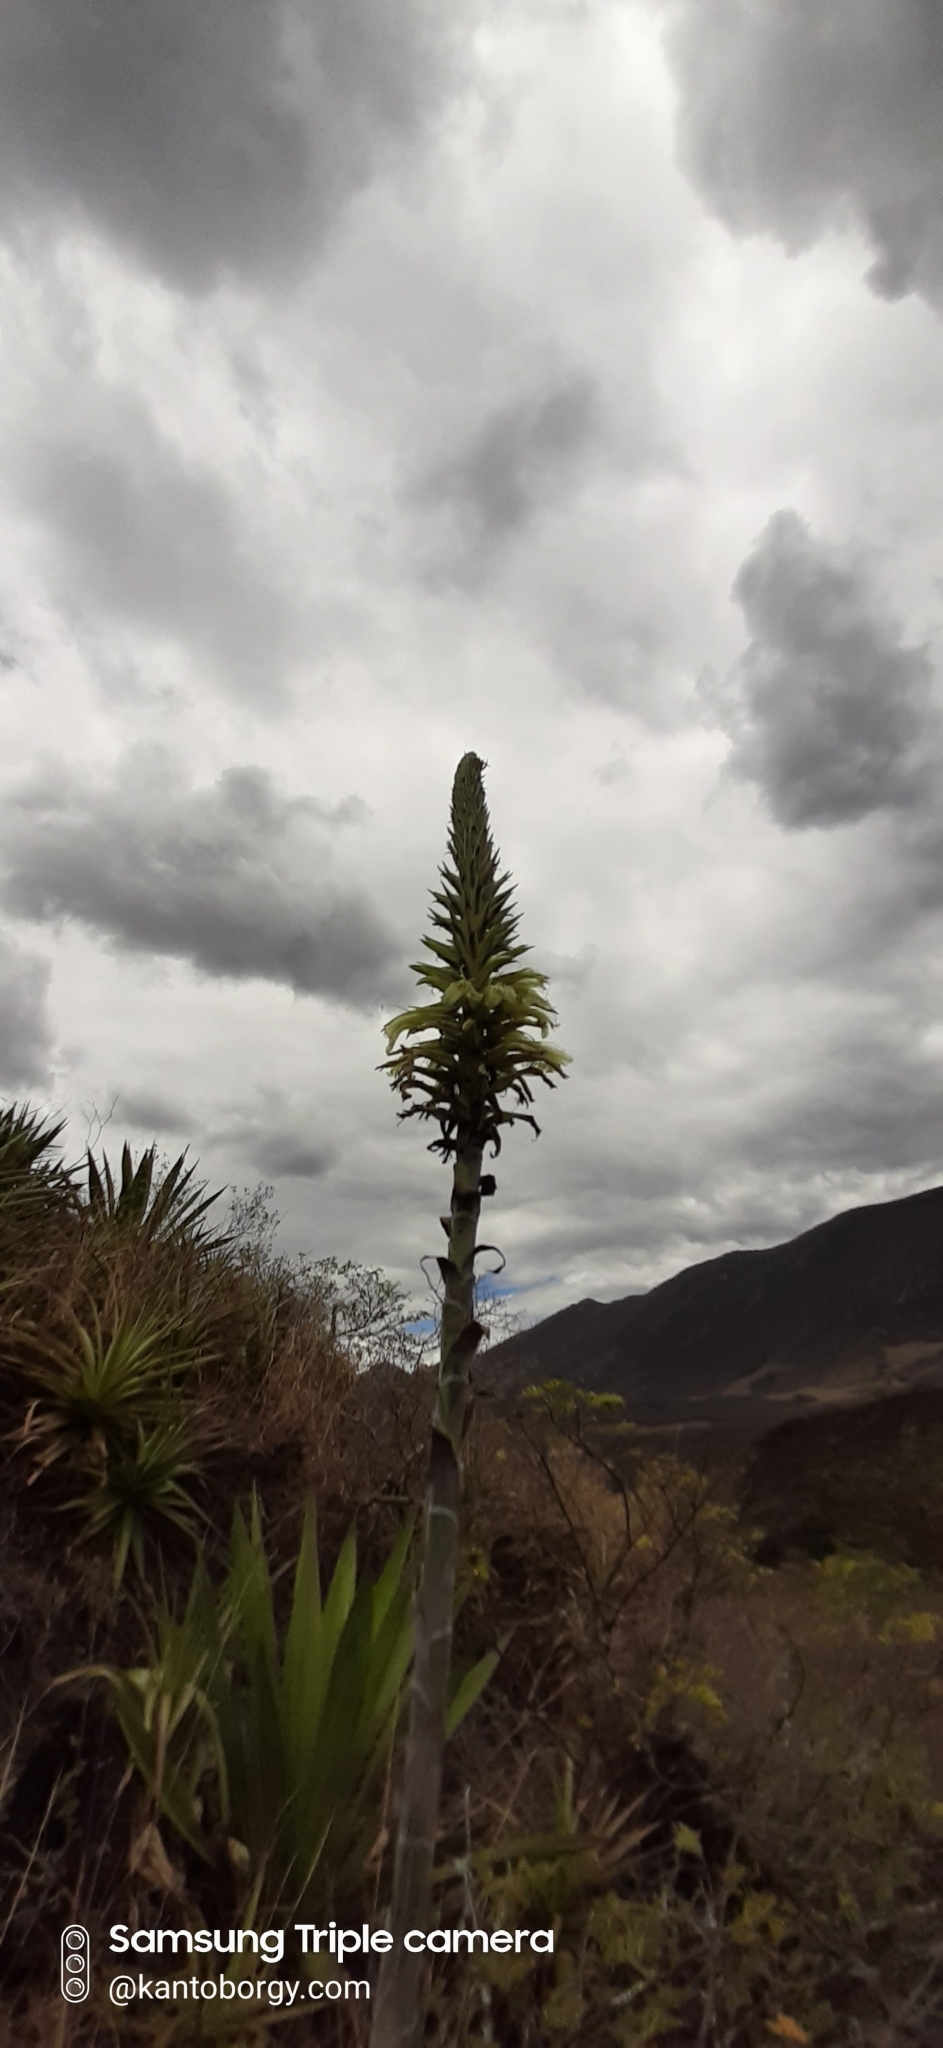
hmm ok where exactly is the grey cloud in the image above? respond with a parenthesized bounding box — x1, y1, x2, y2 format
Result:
(594, 755, 630, 787)
(416, 377, 599, 578)
(540, 947, 598, 995)
(0, 752, 398, 1007)
(0, 0, 469, 293)
(664, 0, 943, 307)
(250, 1135, 336, 1180)
(119, 1091, 192, 1137)
(0, 931, 53, 1085)
(12, 397, 306, 702)
(723, 511, 935, 827)
(209, 1089, 336, 1180)
(508, 1019, 943, 1296)
(740, 1026, 943, 1178)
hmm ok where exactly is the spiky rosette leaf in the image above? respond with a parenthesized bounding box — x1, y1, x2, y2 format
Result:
(381, 753, 569, 1156)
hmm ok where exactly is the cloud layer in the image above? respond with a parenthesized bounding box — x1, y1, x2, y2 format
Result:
(0, 0, 469, 291)
(0, 754, 398, 1005)
(417, 376, 600, 580)
(216, 1094, 338, 1181)
(10, 393, 307, 701)
(722, 511, 936, 827)
(665, 0, 943, 307)
(0, 931, 52, 1085)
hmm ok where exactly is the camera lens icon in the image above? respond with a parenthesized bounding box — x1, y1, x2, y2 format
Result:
(60, 1926, 90, 2002)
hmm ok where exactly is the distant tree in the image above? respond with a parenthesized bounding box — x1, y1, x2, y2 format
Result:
(370, 753, 569, 2048)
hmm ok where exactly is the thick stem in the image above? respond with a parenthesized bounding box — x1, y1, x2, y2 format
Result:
(370, 1139, 483, 2048)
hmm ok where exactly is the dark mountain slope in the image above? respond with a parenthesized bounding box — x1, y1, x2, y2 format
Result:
(484, 1183, 943, 1438)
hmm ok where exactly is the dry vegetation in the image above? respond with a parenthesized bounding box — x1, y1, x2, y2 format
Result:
(1, 1104, 942, 2047)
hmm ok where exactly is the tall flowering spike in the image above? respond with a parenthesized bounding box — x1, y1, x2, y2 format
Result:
(381, 753, 569, 1157)
(372, 755, 569, 2048)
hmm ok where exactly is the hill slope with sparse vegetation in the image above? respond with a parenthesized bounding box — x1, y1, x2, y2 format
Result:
(2, 1101, 943, 2047)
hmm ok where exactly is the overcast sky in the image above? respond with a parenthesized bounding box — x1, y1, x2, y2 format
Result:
(2, 0, 943, 1321)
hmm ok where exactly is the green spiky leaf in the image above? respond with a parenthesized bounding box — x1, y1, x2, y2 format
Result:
(86, 1142, 226, 1247)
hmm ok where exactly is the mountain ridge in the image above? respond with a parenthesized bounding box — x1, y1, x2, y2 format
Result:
(482, 1182, 943, 1440)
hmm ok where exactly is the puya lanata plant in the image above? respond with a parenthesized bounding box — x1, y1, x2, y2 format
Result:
(370, 752, 569, 2048)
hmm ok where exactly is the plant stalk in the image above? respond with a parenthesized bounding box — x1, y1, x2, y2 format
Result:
(370, 1136, 483, 2047)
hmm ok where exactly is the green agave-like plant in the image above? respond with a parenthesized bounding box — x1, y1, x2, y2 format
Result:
(0, 1101, 76, 1269)
(372, 755, 568, 2048)
(82, 1497, 417, 1920)
(14, 1310, 205, 1582)
(18, 1310, 198, 1472)
(80, 1498, 498, 1922)
(217, 1499, 418, 1914)
(86, 1142, 225, 1248)
(74, 1415, 205, 1587)
(0, 1100, 71, 1190)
